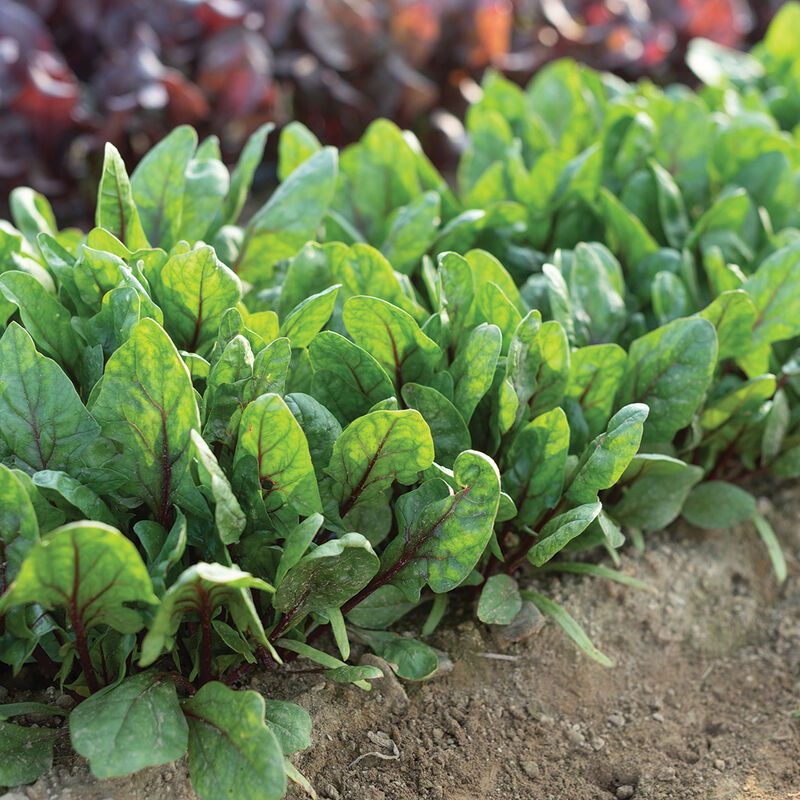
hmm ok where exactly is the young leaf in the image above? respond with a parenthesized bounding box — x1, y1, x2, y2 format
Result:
(565, 343, 627, 438)
(263, 700, 312, 755)
(401, 382, 470, 468)
(182, 683, 286, 800)
(152, 245, 242, 354)
(353, 628, 439, 680)
(381, 450, 501, 598)
(477, 574, 522, 625)
(566, 404, 649, 505)
(278, 122, 321, 182)
(682, 481, 756, 529)
(234, 148, 338, 281)
(502, 407, 569, 526)
(0, 323, 100, 475)
(140, 563, 273, 667)
(91, 318, 200, 525)
(616, 317, 718, 444)
(70, 671, 188, 778)
(131, 125, 197, 250)
(309, 331, 396, 425)
(234, 393, 322, 516)
(96, 142, 149, 249)
(31, 470, 117, 527)
(522, 590, 613, 667)
(607, 454, 703, 531)
(280, 284, 340, 348)
(450, 323, 502, 423)
(0, 463, 39, 592)
(528, 501, 603, 567)
(273, 533, 379, 624)
(343, 296, 441, 388)
(0, 521, 156, 635)
(219, 122, 274, 228)
(325, 409, 434, 519)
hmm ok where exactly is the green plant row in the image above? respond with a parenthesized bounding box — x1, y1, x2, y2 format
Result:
(2, 6, 800, 798)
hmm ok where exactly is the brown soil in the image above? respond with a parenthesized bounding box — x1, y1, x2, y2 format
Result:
(5, 483, 800, 800)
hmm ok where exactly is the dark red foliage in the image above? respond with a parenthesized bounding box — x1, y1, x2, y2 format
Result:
(0, 0, 785, 227)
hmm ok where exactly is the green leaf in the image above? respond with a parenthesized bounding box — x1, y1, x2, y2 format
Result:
(345, 584, 417, 629)
(96, 142, 149, 249)
(219, 123, 274, 228)
(180, 157, 230, 242)
(309, 331, 396, 425)
(191, 431, 246, 545)
(751, 511, 787, 584)
(682, 481, 756, 529)
(31, 470, 116, 527)
(9, 303, 111, 449)
(0, 270, 82, 373)
(0, 721, 56, 785)
(280, 284, 340, 348)
(234, 148, 338, 282)
(700, 375, 776, 432)
(567, 404, 648, 505)
(608, 454, 703, 531)
(325, 409, 434, 519)
(528, 501, 602, 566)
(263, 700, 312, 755)
(131, 126, 197, 249)
(477, 574, 522, 625)
(565, 344, 627, 438)
(70, 671, 188, 778)
(353, 628, 439, 680)
(278, 122, 321, 182)
(743, 242, 800, 351)
(522, 590, 613, 667)
(382, 450, 501, 598)
(502, 408, 569, 526)
(343, 296, 441, 389)
(9, 187, 56, 247)
(0, 702, 67, 721)
(599, 187, 659, 268)
(151, 245, 242, 354)
(380, 191, 441, 274)
(450, 323, 502, 423)
(536, 562, 654, 592)
(273, 533, 379, 622)
(0, 463, 39, 591)
(616, 317, 718, 444)
(401, 383, 470, 468)
(183, 683, 286, 800)
(762, 390, 790, 464)
(234, 393, 322, 516)
(0, 521, 155, 634)
(140, 563, 273, 667)
(696, 290, 757, 362)
(91, 318, 200, 524)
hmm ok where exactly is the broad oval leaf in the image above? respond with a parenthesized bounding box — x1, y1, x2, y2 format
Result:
(528, 501, 602, 566)
(70, 671, 188, 778)
(477, 574, 522, 625)
(263, 699, 312, 755)
(682, 481, 756, 530)
(183, 682, 286, 800)
(616, 317, 718, 444)
(273, 532, 379, 621)
(325, 409, 434, 519)
(0, 521, 156, 634)
(234, 393, 322, 516)
(92, 318, 200, 525)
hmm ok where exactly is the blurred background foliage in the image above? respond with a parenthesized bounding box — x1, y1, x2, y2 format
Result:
(0, 0, 785, 226)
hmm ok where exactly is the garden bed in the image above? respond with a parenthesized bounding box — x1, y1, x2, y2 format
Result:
(9, 480, 798, 800)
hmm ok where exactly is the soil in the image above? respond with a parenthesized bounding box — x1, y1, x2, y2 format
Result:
(4, 482, 800, 800)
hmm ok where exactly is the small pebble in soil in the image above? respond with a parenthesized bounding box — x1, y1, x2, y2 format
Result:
(652, 712, 665, 722)
(591, 736, 606, 751)
(566, 728, 585, 747)
(520, 760, 540, 778)
(607, 713, 626, 727)
(616, 786, 635, 800)
(324, 785, 341, 800)
(714, 759, 726, 771)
